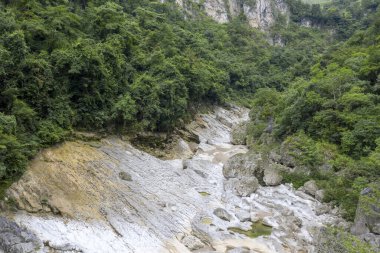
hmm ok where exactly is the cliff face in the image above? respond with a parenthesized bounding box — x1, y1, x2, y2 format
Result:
(173, 0, 289, 29)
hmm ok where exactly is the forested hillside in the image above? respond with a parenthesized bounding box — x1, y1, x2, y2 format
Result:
(0, 0, 329, 188)
(249, 4, 380, 220)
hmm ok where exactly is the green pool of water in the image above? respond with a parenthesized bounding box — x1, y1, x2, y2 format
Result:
(199, 191, 210, 196)
(228, 221, 272, 238)
(201, 217, 213, 225)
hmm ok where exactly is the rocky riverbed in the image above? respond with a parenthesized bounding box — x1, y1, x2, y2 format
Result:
(0, 106, 349, 253)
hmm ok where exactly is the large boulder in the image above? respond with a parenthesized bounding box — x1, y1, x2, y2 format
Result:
(351, 183, 380, 237)
(223, 153, 263, 179)
(263, 165, 283, 186)
(224, 177, 260, 197)
(303, 180, 318, 197)
(231, 123, 247, 145)
(173, 138, 194, 159)
(315, 190, 325, 202)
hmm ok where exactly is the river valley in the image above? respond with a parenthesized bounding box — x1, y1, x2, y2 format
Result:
(1, 106, 348, 253)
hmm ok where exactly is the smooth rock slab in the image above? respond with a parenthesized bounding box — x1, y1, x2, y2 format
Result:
(5, 106, 346, 253)
(0, 217, 42, 253)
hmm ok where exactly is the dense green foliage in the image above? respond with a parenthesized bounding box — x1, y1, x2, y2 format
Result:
(287, 0, 378, 39)
(0, 0, 327, 183)
(249, 5, 380, 220)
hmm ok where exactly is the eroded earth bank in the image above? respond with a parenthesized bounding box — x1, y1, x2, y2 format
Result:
(0, 106, 350, 253)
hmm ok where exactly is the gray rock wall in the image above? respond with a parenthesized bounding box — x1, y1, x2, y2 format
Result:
(171, 0, 289, 29)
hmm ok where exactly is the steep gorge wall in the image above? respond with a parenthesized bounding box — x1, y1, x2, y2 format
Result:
(172, 0, 289, 29)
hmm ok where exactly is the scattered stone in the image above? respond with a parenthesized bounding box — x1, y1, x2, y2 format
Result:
(263, 166, 283, 186)
(194, 170, 208, 178)
(223, 153, 262, 179)
(278, 143, 297, 168)
(231, 123, 247, 145)
(119, 171, 132, 181)
(236, 177, 260, 197)
(361, 187, 373, 196)
(351, 218, 370, 235)
(182, 159, 190, 169)
(235, 210, 251, 222)
(315, 204, 331, 216)
(315, 190, 325, 202)
(268, 151, 281, 164)
(331, 207, 340, 215)
(337, 221, 352, 231)
(181, 235, 204, 251)
(317, 163, 333, 175)
(213, 208, 233, 222)
(373, 223, 380, 235)
(174, 138, 194, 159)
(303, 180, 318, 197)
(177, 128, 200, 144)
(288, 216, 302, 228)
(360, 233, 380, 249)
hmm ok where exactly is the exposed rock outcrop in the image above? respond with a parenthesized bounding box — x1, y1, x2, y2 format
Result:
(315, 189, 325, 202)
(2, 106, 348, 253)
(231, 122, 247, 145)
(0, 217, 42, 253)
(224, 177, 260, 197)
(223, 152, 284, 187)
(223, 152, 263, 179)
(173, 137, 194, 159)
(173, 0, 289, 30)
(351, 183, 380, 250)
(263, 165, 283, 186)
(303, 180, 319, 197)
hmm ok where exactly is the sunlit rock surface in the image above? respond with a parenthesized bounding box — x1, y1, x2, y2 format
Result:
(2, 106, 346, 253)
(172, 0, 289, 30)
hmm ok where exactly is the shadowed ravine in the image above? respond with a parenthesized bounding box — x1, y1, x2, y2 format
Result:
(1, 106, 346, 253)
